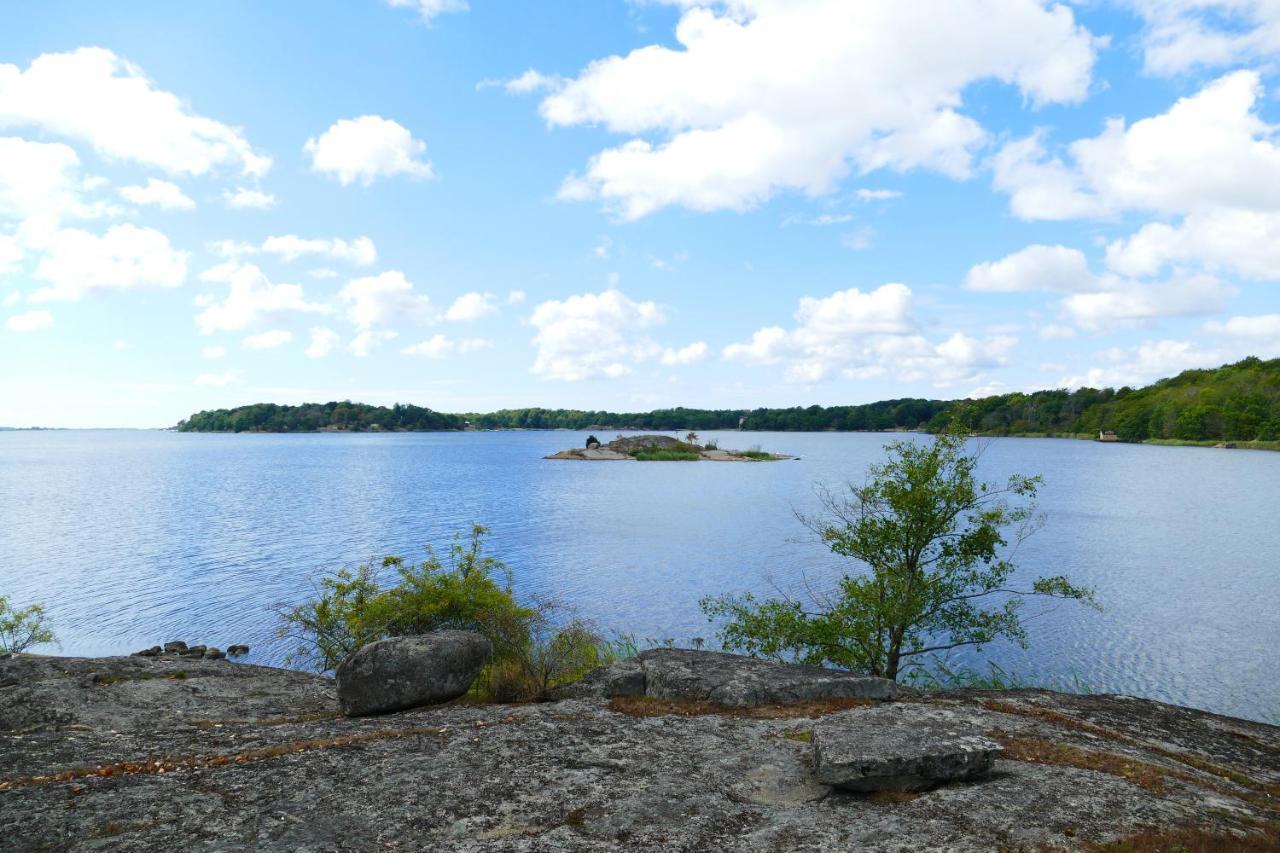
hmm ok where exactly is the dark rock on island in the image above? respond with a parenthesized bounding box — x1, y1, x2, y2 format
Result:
(2, 650, 1278, 851)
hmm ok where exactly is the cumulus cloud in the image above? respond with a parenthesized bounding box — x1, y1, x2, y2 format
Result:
(222, 187, 276, 210)
(1055, 337, 1279, 389)
(0, 48, 270, 177)
(0, 137, 111, 228)
(538, 0, 1098, 218)
(196, 262, 330, 334)
(528, 288, 667, 380)
(118, 178, 194, 210)
(723, 283, 1015, 385)
(994, 71, 1280, 222)
(400, 334, 490, 358)
(1105, 210, 1280, 281)
(29, 224, 187, 302)
(305, 116, 434, 186)
(660, 341, 709, 366)
(348, 329, 397, 357)
(1128, 0, 1280, 75)
(243, 329, 293, 349)
(1204, 314, 1280, 338)
(260, 235, 376, 266)
(445, 291, 498, 322)
(339, 271, 433, 330)
(5, 309, 53, 332)
(386, 0, 468, 23)
(305, 327, 340, 358)
(964, 244, 1097, 293)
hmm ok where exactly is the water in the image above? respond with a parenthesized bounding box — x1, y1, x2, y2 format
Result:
(1, 429, 1276, 724)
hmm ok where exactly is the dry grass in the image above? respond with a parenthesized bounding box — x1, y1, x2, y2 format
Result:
(607, 695, 877, 720)
(1090, 825, 1280, 852)
(995, 734, 1169, 794)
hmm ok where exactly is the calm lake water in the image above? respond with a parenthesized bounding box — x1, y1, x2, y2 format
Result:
(1, 429, 1276, 723)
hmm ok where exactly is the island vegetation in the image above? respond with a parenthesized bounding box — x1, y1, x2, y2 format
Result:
(175, 357, 1280, 447)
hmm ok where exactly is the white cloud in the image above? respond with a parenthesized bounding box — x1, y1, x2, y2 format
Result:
(445, 291, 498, 322)
(0, 236, 21, 274)
(1204, 314, 1280, 338)
(1060, 274, 1231, 331)
(506, 290, 527, 305)
(540, 0, 1098, 218)
(994, 71, 1280, 221)
(1055, 337, 1279, 389)
(855, 188, 902, 201)
(29, 224, 187, 302)
(5, 309, 53, 332)
(195, 370, 240, 387)
(2, 290, 20, 307)
(723, 283, 1015, 385)
(348, 329, 397, 357)
(196, 263, 330, 334)
(309, 268, 340, 279)
(201, 345, 226, 358)
(118, 178, 194, 210)
(1128, 0, 1280, 75)
(305, 327, 340, 358)
(243, 329, 293, 350)
(305, 116, 434, 186)
(500, 69, 560, 94)
(260, 235, 376, 266)
(386, 0, 468, 23)
(0, 48, 270, 177)
(1105, 210, 1280, 281)
(528, 288, 666, 381)
(964, 244, 1096, 292)
(660, 341, 709, 365)
(223, 187, 276, 210)
(339, 270, 433, 329)
(0, 136, 108, 228)
(401, 333, 454, 358)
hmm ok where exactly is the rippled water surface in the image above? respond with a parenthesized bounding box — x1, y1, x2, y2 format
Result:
(1, 429, 1276, 723)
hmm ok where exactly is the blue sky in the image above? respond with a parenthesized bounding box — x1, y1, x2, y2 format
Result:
(2, 0, 1279, 427)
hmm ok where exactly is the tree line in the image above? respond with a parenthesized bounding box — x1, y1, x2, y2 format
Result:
(177, 356, 1280, 443)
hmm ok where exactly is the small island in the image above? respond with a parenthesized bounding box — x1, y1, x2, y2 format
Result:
(545, 433, 794, 461)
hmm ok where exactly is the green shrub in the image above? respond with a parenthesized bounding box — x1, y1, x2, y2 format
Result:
(0, 596, 55, 655)
(632, 450, 700, 461)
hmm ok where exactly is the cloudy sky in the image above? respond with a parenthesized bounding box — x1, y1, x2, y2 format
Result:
(2, 0, 1280, 427)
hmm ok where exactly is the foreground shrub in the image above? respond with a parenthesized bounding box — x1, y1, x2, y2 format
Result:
(279, 525, 623, 701)
(0, 596, 56, 654)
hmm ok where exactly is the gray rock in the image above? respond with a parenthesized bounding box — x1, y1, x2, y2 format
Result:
(179, 645, 206, 657)
(131, 646, 161, 657)
(204, 647, 225, 660)
(336, 631, 492, 717)
(227, 644, 250, 656)
(559, 648, 896, 707)
(813, 704, 1003, 791)
(162, 641, 187, 653)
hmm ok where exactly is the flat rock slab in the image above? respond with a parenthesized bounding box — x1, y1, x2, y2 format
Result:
(813, 703, 1003, 791)
(560, 648, 896, 707)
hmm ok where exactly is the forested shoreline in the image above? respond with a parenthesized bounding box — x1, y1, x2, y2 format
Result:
(175, 356, 1280, 443)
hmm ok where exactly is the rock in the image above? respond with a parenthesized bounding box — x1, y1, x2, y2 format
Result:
(204, 648, 225, 660)
(227, 644, 250, 656)
(162, 641, 187, 654)
(813, 704, 1003, 792)
(335, 631, 492, 717)
(131, 646, 162, 657)
(180, 645, 207, 658)
(556, 648, 896, 706)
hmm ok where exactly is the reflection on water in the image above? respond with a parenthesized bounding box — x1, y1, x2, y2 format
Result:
(1, 429, 1276, 723)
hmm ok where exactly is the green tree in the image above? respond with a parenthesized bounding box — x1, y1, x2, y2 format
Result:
(701, 429, 1097, 682)
(0, 596, 56, 655)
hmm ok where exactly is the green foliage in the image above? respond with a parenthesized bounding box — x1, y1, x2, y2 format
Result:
(177, 401, 463, 432)
(278, 525, 535, 673)
(632, 450, 700, 461)
(701, 427, 1098, 682)
(177, 358, 1280, 443)
(278, 525, 624, 702)
(0, 595, 55, 655)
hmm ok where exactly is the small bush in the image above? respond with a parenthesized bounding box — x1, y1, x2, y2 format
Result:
(0, 596, 55, 655)
(632, 450, 700, 461)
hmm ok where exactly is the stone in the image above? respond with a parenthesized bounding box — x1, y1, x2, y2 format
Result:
(227, 644, 250, 656)
(162, 641, 187, 654)
(335, 631, 492, 717)
(131, 646, 161, 657)
(204, 648, 225, 660)
(180, 645, 207, 658)
(813, 704, 1003, 791)
(557, 648, 896, 707)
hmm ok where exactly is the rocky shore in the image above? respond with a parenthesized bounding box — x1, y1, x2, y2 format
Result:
(2, 650, 1278, 851)
(545, 434, 794, 462)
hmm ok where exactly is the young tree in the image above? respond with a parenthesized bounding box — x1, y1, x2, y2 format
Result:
(0, 596, 56, 655)
(701, 428, 1097, 682)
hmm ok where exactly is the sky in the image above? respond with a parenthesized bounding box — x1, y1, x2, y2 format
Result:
(2, 0, 1280, 428)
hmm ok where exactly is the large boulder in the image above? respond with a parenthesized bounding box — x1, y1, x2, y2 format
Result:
(555, 648, 896, 706)
(813, 704, 1003, 791)
(335, 631, 491, 717)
